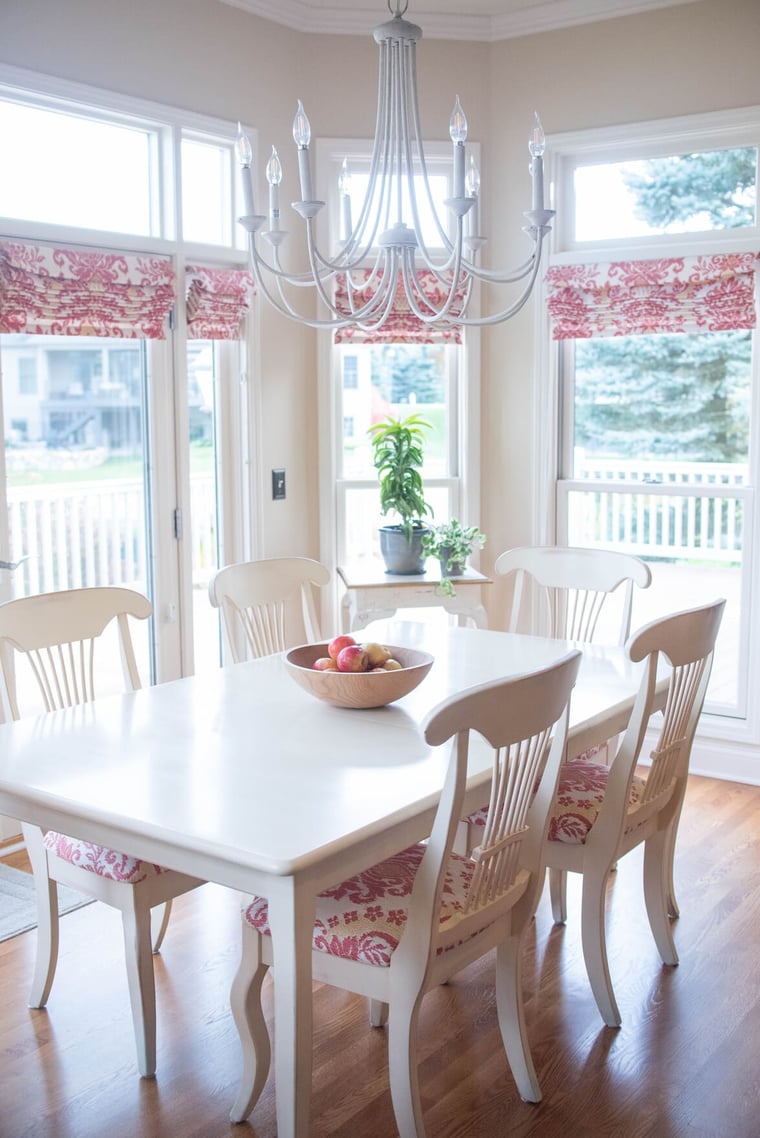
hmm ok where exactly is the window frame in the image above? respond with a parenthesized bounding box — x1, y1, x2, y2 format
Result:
(0, 62, 259, 682)
(315, 136, 482, 631)
(536, 104, 760, 768)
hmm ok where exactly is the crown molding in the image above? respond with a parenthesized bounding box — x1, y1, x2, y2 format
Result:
(218, 0, 700, 42)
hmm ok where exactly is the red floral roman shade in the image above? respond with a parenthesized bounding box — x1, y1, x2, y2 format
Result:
(0, 240, 175, 338)
(334, 268, 465, 345)
(185, 265, 255, 340)
(545, 252, 759, 339)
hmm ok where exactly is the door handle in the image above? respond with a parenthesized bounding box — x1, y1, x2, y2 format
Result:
(0, 556, 30, 571)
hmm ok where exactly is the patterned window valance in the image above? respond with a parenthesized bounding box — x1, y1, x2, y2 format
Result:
(545, 252, 759, 340)
(0, 240, 175, 338)
(334, 269, 465, 345)
(186, 265, 255, 340)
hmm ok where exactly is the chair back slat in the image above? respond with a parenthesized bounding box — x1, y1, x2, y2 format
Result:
(208, 558, 330, 663)
(639, 655, 711, 808)
(622, 599, 724, 824)
(0, 587, 151, 720)
(405, 649, 582, 965)
(496, 546, 651, 645)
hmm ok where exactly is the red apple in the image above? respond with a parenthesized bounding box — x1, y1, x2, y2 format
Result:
(328, 634, 356, 661)
(313, 656, 337, 671)
(362, 641, 391, 667)
(336, 644, 369, 673)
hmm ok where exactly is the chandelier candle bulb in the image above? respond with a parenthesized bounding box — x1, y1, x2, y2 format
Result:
(293, 100, 314, 202)
(266, 146, 282, 230)
(529, 111, 546, 213)
(235, 123, 256, 217)
(450, 95, 468, 199)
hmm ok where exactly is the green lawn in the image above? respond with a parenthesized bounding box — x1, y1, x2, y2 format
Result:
(8, 445, 215, 486)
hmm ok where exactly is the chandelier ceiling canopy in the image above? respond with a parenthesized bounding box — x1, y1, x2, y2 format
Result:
(235, 0, 555, 331)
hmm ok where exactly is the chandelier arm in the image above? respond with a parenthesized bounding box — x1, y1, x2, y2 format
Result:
(399, 244, 471, 323)
(401, 257, 474, 324)
(354, 253, 406, 330)
(463, 252, 537, 284)
(454, 249, 545, 326)
(405, 39, 454, 252)
(303, 220, 391, 322)
(340, 38, 394, 262)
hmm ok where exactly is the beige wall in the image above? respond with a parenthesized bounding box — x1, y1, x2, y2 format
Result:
(1, 0, 758, 623)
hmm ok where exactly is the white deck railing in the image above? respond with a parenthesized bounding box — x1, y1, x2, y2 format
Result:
(5, 459, 749, 595)
(7, 474, 217, 595)
(562, 457, 748, 565)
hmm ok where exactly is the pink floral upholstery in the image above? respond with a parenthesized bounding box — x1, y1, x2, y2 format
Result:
(244, 844, 476, 967)
(43, 831, 170, 884)
(548, 759, 645, 845)
(466, 743, 610, 830)
(573, 742, 609, 764)
(467, 753, 644, 847)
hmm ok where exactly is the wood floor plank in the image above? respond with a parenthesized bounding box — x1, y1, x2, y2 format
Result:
(1, 772, 759, 1137)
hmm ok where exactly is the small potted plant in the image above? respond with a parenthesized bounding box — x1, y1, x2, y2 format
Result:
(422, 518, 486, 595)
(368, 412, 434, 574)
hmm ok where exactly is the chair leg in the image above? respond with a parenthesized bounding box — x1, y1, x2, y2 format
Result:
(643, 830, 679, 966)
(229, 924, 272, 1123)
(662, 821, 680, 918)
(549, 866, 568, 924)
(580, 864, 621, 1028)
(23, 825, 60, 1009)
(368, 998, 389, 1027)
(387, 991, 426, 1138)
(121, 897, 158, 1078)
(495, 935, 541, 1103)
(150, 900, 172, 953)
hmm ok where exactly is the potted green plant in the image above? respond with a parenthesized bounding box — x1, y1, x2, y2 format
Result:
(422, 519, 486, 596)
(367, 412, 434, 575)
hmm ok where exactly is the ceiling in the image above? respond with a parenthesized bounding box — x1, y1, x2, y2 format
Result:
(219, 0, 701, 41)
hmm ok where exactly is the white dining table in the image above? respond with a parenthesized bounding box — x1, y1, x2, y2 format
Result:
(0, 619, 658, 1137)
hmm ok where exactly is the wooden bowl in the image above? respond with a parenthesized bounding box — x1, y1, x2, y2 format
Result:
(284, 643, 434, 709)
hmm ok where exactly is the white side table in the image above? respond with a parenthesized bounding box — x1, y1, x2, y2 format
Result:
(337, 562, 492, 632)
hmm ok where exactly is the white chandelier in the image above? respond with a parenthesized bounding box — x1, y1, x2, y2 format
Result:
(235, 0, 555, 331)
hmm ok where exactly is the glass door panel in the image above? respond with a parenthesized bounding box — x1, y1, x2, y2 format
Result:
(0, 332, 154, 706)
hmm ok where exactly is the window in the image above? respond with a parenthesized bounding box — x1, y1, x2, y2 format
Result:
(336, 341, 461, 565)
(17, 357, 36, 395)
(0, 98, 159, 237)
(573, 146, 756, 242)
(181, 134, 235, 246)
(343, 355, 358, 389)
(547, 107, 760, 730)
(316, 137, 480, 633)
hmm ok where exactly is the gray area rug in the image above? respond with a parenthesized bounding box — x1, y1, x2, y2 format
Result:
(0, 861, 94, 942)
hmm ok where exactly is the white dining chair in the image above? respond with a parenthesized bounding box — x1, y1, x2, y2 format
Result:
(229, 648, 582, 1132)
(208, 556, 330, 662)
(0, 586, 203, 1078)
(461, 545, 652, 860)
(496, 544, 652, 644)
(545, 598, 725, 1026)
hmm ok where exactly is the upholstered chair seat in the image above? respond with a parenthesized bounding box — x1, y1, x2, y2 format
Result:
(243, 843, 482, 967)
(42, 832, 171, 885)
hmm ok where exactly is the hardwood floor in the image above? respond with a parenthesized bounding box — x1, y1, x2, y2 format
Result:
(1, 772, 759, 1138)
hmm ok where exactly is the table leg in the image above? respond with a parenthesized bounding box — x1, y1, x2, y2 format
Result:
(266, 880, 315, 1138)
(441, 596, 489, 630)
